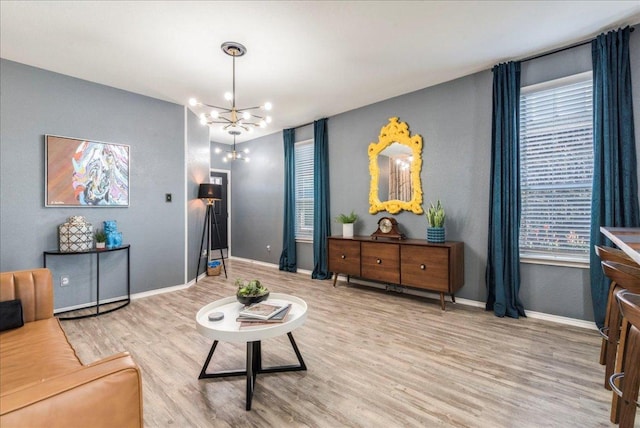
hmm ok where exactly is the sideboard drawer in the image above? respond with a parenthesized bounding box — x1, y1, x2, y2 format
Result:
(361, 242, 399, 284)
(328, 239, 361, 276)
(401, 245, 449, 292)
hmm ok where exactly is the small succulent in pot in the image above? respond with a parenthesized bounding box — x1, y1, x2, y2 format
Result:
(426, 200, 445, 227)
(426, 200, 446, 243)
(235, 279, 270, 305)
(95, 229, 107, 249)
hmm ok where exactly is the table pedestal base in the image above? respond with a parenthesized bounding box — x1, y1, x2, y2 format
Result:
(198, 332, 306, 410)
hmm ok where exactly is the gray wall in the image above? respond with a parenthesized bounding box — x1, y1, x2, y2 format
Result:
(226, 26, 640, 322)
(0, 59, 208, 310)
(227, 131, 287, 266)
(210, 140, 229, 171)
(187, 110, 212, 281)
(213, 125, 317, 269)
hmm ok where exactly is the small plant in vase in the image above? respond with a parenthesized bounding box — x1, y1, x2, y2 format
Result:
(335, 210, 358, 238)
(95, 229, 107, 249)
(235, 279, 270, 305)
(426, 200, 446, 243)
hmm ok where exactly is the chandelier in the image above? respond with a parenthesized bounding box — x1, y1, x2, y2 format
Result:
(215, 131, 250, 162)
(189, 41, 272, 136)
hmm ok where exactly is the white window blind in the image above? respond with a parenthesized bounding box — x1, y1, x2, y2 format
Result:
(519, 72, 593, 263)
(295, 140, 314, 240)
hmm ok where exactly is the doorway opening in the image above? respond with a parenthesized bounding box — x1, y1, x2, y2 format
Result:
(210, 170, 230, 258)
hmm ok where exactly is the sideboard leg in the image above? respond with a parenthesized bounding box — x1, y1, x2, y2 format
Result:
(440, 293, 445, 310)
(451, 294, 456, 303)
(333, 273, 338, 287)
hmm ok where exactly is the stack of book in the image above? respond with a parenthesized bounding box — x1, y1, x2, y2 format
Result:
(236, 302, 292, 328)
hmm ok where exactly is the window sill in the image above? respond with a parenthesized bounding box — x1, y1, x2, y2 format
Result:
(520, 255, 589, 269)
(295, 238, 313, 244)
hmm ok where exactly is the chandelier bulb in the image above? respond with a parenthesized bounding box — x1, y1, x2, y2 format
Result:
(264, 102, 272, 111)
(224, 92, 233, 101)
(189, 98, 198, 106)
(259, 120, 267, 128)
(265, 116, 272, 124)
(200, 117, 207, 126)
(243, 148, 250, 154)
(245, 157, 250, 162)
(242, 111, 251, 120)
(214, 147, 221, 154)
(211, 110, 219, 119)
(222, 157, 228, 163)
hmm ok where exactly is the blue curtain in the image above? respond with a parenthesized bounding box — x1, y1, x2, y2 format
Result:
(312, 118, 331, 279)
(589, 26, 639, 328)
(485, 61, 526, 319)
(279, 128, 297, 272)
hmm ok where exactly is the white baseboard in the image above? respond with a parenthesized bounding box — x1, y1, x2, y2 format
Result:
(54, 280, 196, 314)
(54, 295, 131, 314)
(334, 274, 597, 330)
(55, 258, 596, 330)
(131, 281, 193, 300)
(228, 256, 279, 269)
(522, 309, 596, 330)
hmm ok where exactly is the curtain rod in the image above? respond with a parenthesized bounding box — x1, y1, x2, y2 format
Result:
(520, 26, 635, 64)
(292, 121, 314, 130)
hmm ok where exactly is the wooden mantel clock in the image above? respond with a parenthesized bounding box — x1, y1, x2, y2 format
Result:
(371, 217, 406, 240)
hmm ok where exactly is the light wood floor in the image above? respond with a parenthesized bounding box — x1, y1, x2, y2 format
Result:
(61, 259, 629, 428)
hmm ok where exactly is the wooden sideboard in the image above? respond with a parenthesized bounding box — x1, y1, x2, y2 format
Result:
(328, 236, 464, 310)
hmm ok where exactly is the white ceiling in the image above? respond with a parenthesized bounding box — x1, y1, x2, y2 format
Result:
(2, 1, 639, 144)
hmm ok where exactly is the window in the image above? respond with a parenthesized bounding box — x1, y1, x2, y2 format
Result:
(519, 72, 593, 265)
(295, 139, 314, 240)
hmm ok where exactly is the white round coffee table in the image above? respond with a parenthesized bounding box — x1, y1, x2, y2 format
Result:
(195, 293, 308, 410)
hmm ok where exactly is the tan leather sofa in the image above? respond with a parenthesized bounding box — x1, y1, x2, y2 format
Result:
(0, 268, 143, 428)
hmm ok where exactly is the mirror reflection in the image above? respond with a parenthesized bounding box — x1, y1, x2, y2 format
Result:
(377, 142, 413, 202)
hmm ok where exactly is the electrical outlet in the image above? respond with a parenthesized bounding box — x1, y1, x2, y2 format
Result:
(266, 245, 271, 252)
(60, 275, 70, 287)
(165, 193, 172, 202)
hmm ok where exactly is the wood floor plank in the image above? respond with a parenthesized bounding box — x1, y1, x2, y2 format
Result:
(60, 259, 629, 427)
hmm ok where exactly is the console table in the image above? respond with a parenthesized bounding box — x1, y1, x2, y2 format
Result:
(43, 245, 131, 320)
(328, 236, 464, 310)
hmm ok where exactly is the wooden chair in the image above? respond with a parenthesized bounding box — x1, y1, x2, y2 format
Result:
(596, 246, 637, 369)
(600, 260, 640, 393)
(610, 289, 640, 427)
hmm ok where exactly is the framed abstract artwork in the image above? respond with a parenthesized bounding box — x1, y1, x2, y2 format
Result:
(45, 135, 130, 207)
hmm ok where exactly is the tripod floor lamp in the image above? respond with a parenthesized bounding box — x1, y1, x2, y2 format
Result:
(196, 183, 227, 282)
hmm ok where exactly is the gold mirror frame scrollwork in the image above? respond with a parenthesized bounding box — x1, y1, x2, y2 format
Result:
(368, 117, 423, 214)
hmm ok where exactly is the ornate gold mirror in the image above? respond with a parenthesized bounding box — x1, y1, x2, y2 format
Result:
(369, 117, 423, 214)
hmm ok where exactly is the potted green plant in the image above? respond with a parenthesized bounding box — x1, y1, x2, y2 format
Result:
(426, 200, 446, 243)
(335, 210, 358, 238)
(235, 278, 270, 305)
(94, 229, 107, 249)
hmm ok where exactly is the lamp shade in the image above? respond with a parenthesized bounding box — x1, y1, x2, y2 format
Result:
(198, 183, 222, 200)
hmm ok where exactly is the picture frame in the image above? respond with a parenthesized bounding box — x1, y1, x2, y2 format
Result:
(45, 134, 130, 207)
